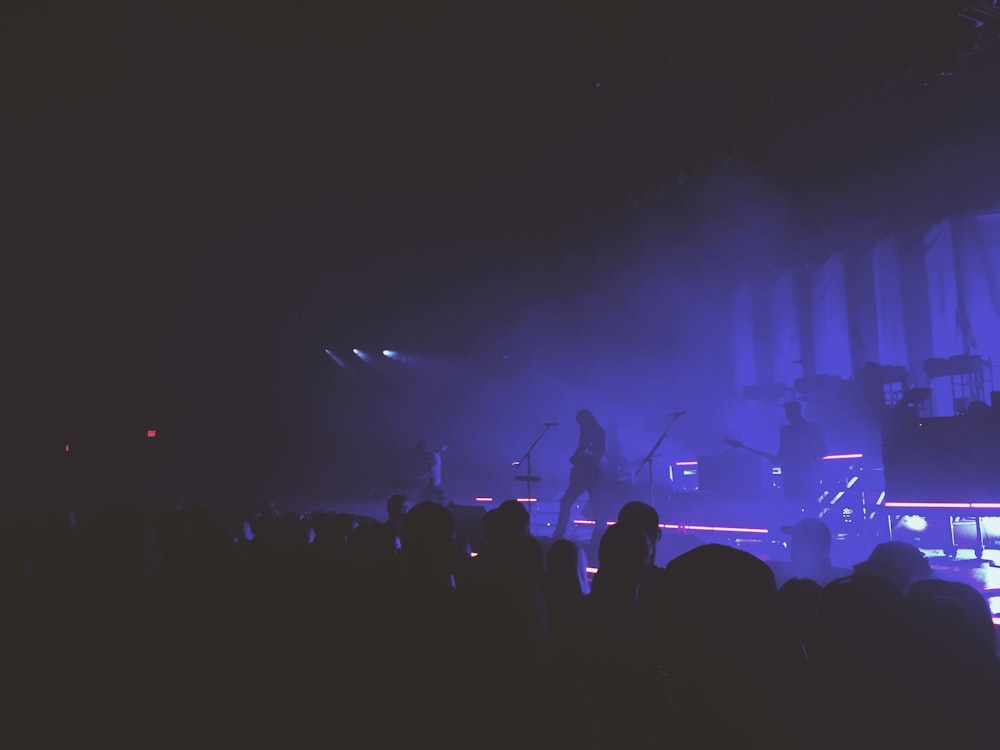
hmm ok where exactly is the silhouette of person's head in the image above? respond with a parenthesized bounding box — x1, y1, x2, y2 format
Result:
(617, 501, 661, 564)
(656, 530, 705, 566)
(662, 543, 778, 618)
(657, 543, 797, 741)
(780, 518, 832, 563)
(852, 541, 933, 593)
(576, 408, 597, 427)
(905, 578, 996, 655)
(494, 499, 530, 540)
(592, 522, 649, 601)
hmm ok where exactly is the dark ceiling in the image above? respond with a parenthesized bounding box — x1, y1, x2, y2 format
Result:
(4, 0, 1000, 502)
(4, 0, 1000, 392)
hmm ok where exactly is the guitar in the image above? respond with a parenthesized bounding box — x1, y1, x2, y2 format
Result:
(570, 447, 604, 467)
(724, 438, 777, 464)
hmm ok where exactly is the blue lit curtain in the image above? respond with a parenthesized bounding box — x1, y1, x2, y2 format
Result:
(770, 269, 801, 386)
(810, 253, 853, 378)
(955, 212, 1000, 369)
(733, 212, 1000, 398)
(845, 249, 880, 373)
(922, 220, 959, 414)
(871, 237, 908, 368)
(924, 219, 961, 359)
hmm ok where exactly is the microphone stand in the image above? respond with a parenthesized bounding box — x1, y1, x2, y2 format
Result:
(635, 413, 684, 507)
(515, 424, 555, 525)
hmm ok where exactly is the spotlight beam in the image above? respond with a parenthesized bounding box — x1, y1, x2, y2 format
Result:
(324, 349, 346, 368)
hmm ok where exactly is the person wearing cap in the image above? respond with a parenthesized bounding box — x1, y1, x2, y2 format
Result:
(769, 518, 850, 589)
(851, 540, 934, 593)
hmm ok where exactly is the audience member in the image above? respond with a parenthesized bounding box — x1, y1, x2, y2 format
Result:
(770, 517, 851, 588)
(851, 540, 933, 593)
(5, 487, 995, 748)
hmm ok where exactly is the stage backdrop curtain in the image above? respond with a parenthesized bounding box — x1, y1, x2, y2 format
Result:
(922, 214, 1000, 414)
(770, 269, 801, 387)
(956, 212, 1000, 373)
(871, 236, 908, 369)
(844, 248, 880, 374)
(925, 218, 962, 359)
(924, 219, 962, 415)
(810, 253, 853, 379)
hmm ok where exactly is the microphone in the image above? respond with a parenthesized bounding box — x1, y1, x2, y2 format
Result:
(543, 422, 559, 427)
(668, 410, 687, 418)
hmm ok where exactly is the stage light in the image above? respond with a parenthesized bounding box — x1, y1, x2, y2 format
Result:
(898, 515, 928, 533)
(884, 501, 1000, 509)
(382, 350, 399, 359)
(657, 523, 770, 534)
(981, 517, 1000, 537)
(352, 348, 371, 362)
(324, 349, 346, 368)
(147, 430, 156, 438)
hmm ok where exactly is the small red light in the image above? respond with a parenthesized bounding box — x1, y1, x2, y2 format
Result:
(147, 430, 156, 438)
(65, 444, 70, 453)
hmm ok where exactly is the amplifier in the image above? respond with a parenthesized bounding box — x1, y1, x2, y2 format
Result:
(696, 451, 771, 501)
(882, 415, 1000, 503)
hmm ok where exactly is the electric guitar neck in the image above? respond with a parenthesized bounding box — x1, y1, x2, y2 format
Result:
(724, 438, 777, 464)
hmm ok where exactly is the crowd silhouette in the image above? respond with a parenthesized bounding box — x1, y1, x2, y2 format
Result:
(0, 496, 996, 748)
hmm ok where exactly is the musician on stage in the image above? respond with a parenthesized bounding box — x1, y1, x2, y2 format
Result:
(584, 422, 637, 529)
(775, 400, 827, 516)
(414, 440, 446, 504)
(554, 409, 606, 539)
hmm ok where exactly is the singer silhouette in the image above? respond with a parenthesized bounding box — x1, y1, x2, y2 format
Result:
(554, 409, 606, 539)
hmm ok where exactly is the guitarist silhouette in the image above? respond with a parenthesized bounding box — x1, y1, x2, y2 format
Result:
(554, 409, 606, 539)
(727, 400, 826, 515)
